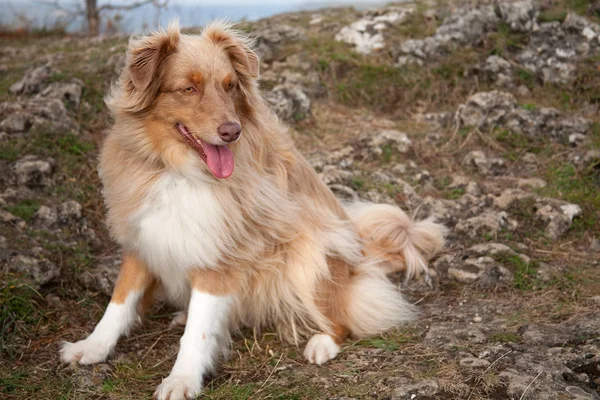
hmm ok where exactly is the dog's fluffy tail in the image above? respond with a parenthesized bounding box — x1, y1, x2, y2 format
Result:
(340, 202, 447, 338)
(347, 202, 447, 282)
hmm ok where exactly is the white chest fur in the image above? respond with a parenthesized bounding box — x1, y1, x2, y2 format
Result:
(129, 171, 227, 303)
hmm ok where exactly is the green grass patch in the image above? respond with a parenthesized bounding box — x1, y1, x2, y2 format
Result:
(489, 22, 528, 57)
(305, 35, 479, 114)
(445, 187, 465, 200)
(350, 177, 364, 190)
(5, 199, 39, 221)
(538, 162, 600, 234)
(490, 332, 521, 343)
(354, 327, 421, 351)
(0, 277, 42, 359)
(494, 252, 540, 290)
(204, 383, 257, 400)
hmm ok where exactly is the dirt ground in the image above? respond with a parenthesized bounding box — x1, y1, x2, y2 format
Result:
(1, 1, 600, 399)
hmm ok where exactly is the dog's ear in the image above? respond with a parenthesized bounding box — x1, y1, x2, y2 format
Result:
(127, 21, 180, 92)
(204, 21, 260, 84)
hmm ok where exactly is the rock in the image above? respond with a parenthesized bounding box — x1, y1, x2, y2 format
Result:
(31, 205, 58, 228)
(424, 322, 487, 347)
(0, 98, 79, 135)
(397, 1, 537, 65)
(448, 256, 514, 285)
(516, 14, 600, 84)
(583, 150, 600, 169)
(456, 91, 517, 128)
(12, 156, 55, 188)
(9, 64, 53, 95)
(264, 84, 311, 121)
(391, 379, 440, 399)
(536, 203, 581, 240)
(0, 209, 21, 225)
(6, 254, 60, 289)
(106, 53, 126, 75)
(591, 237, 600, 252)
(78, 255, 121, 296)
(254, 24, 306, 63)
(460, 356, 490, 368)
(455, 90, 591, 143)
(493, 188, 534, 209)
(467, 243, 530, 264)
(37, 81, 83, 108)
(455, 211, 517, 238)
(522, 152, 538, 164)
(484, 55, 513, 85)
(462, 150, 506, 176)
(58, 200, 82, 225)
(521, 324, 572, 347)
(368, 130, 412, 155)
(517, 178, 547, 189)
(336, 7, 413, 54)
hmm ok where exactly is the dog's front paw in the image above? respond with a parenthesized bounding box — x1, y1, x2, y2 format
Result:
(154, 374, 202, 400)
(60, 338, 112, 365)
(304, 334, 340, 365)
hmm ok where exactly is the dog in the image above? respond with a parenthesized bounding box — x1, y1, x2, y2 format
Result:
(59, 21, 446, 399)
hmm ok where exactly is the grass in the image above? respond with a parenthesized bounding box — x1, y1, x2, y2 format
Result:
(489, 332, 521, 344)
(488, 22, 529, 57)
(539, 162, 600, 234)
(305, 36, 479, 115)
(0, 277, 42, 359)
(353, 327, 422, 352)
(1, 8, 600, 400)
(494, 252, 540, 290)
(5, 199, 39, 221)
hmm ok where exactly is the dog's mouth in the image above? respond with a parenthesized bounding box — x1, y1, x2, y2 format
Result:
(176, 123, 234, 179)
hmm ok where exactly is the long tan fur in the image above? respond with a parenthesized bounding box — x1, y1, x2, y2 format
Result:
(100, 20, 447, 343)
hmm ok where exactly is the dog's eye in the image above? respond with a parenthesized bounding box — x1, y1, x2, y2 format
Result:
(183, 87, 196, 94)
(227, 82, 236, 91)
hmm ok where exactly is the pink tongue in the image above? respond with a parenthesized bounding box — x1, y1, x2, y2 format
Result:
(201, 141, 234, 179)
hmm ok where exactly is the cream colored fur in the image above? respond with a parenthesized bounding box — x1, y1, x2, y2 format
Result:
(99, 20, 447, 350)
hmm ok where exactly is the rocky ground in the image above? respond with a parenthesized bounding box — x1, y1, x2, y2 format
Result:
(1, 0, 600, 399)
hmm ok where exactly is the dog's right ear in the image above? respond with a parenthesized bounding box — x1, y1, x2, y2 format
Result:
(127, 21, 180, 92)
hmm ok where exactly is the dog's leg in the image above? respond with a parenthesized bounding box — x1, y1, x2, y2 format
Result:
(304, 256, 352, 365)
(60, 254, 155, 364)
(154, 269, 238, 400)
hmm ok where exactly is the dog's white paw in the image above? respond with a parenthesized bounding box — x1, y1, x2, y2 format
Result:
(304, 334, 340, 365)
(154, 374, 202, 400)
(60, 338, 112, 365)
(170, 311, 188, 327)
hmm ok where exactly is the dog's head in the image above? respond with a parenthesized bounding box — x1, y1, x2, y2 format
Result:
(113, 21, 259, 179)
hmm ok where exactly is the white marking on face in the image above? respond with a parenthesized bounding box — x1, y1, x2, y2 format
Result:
(155, 290, 232, 400)
(60, 291, 142, 364)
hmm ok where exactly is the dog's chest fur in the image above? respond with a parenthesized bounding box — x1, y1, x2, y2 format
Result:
(129, 171, 228, 304)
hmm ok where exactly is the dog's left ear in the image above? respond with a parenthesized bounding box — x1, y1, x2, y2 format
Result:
(204, 22, 260, 83)
(127, 20, 180, 92)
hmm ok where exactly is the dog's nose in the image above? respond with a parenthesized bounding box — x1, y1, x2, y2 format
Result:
(217, 122, 241, 143)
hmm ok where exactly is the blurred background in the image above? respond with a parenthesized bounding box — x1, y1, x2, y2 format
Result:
(0, 0, 390, 36)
